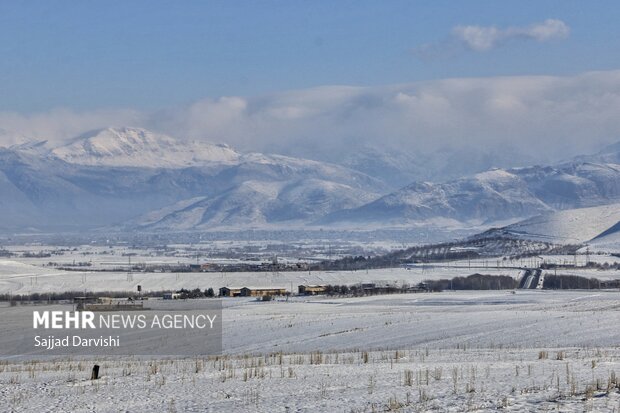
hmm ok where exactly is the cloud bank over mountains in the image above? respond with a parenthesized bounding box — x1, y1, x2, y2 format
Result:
(1, 70, 620, 164)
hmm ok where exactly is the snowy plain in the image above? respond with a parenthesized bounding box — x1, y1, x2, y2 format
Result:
(1, 291, 620, 412)
(2, 251, 620, 296)
(1, 247, 620, 412)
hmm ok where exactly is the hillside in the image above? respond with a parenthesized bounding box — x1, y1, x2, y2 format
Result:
(480, 203, 620, 244)
(321, 160, 620, 228)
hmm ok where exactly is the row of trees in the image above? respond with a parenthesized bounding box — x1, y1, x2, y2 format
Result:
(424, 274, 518, 291)
(175, 288, 216, 298)
(543, 275, 606, 289)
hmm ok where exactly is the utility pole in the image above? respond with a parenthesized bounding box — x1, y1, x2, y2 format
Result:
(127, 256, 133, 282)
(574, 253, 577, 267)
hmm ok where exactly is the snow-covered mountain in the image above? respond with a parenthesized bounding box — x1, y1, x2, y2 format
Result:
(320, 169, 552, 226)
(515, 162, 620, 209)
(0, 126, 619, 234)
(320, 159, 620, 228)
(0, 129, 38, 148)
(50, 127, 240, 168)
(571, 141, 620, 165)
(0, 128, 384, 231)
(335, 145, 425, 188)
(289, 142, 542, 189)
(134, 179, 377, 230)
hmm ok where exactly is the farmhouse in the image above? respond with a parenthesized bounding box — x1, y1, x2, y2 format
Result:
(298, 285, 328, 295)
(361, 283, 376, 291)
(240, 287, 287, 297)
(219, 287, 288, 297)
(219, 287, 243, 297)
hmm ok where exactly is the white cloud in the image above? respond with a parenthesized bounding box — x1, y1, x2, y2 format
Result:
(0, 108, 144, 145)
(1, 70, 620, 166)
(526, 19, 570, 41)
(452, 25, 501, 52)
(453, 19, 570, 51)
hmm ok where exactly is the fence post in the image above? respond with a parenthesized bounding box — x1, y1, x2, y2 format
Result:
(91, 364, 100, 380)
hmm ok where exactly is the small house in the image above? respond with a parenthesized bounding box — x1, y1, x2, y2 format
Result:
(219, 287, 243, 297)
(239, 287, 287, 297)
(298, 285, 328, 295)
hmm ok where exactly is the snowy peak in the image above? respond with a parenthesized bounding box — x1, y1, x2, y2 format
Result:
(0, 128, 41, 149)
(50, 127, 240, 168)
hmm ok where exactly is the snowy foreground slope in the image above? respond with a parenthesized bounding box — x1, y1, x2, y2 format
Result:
(4, 347, 620, 412)
(2, 291, 620, 412)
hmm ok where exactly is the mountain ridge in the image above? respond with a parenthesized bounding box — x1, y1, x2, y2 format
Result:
(49, 127, 241, 168)
(1, 127, 619, 236)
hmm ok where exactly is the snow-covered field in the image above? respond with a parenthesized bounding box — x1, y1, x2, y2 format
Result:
(3, 347, 620, 412)
(222, 291, 620, 353)
(2, 291, 620, 412)
(0, 257, 530, 295)
(3, 253, 620, 295)
(2, 247, 620, 412)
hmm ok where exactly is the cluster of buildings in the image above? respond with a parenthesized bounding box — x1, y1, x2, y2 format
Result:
(218, 287, 289, 297)
(216, 282, 430, 298)
(217, 285, 334, 297)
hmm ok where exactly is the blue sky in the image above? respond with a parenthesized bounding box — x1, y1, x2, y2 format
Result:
(2, 1, 620, 162)
(1, 1, 619, 112)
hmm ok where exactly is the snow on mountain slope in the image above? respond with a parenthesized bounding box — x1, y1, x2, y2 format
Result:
(273, 179, 378, 219)
(490, 203, 620, 244)
(517, 162, 620, 208)
(335, 145, 425, 188)
(585, 215, 620, 252)
(215, 152, 386, 193)
(135, 196, 209, 227)
(289, 141, 543, 189)
(572, 140, 620, 165)
(50, 127, 240, 168)
(2, 127, 620, 233)
(135, 179, 378, 230)
(0, 129, 36, 148)
(321, 169, 551, 226)
(322, 154, 620, 228)
(588, 230, 620, 253)
(0, 170, 42, 228)
(0, 127, 386, 231)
